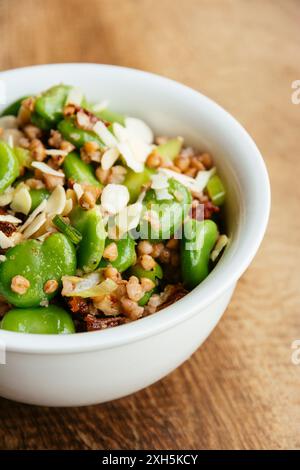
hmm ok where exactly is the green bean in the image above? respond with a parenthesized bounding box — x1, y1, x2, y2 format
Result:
(0, 233, 76, 308)
(63, 152, 101, 187)
(0, 140, 20, 194)
(1, 306, 75, 334)
(181, 219, 218, 288)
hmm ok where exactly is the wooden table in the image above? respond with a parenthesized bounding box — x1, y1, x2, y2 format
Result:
(0, 0, 299, 450)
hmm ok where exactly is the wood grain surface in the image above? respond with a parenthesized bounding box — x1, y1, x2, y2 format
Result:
(0, 0, 299, 450)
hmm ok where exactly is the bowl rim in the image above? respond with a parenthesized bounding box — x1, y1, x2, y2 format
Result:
(0, 63, 271, 354)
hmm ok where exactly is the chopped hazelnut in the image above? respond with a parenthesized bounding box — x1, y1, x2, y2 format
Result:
(43, 279, 58, 294)
(11, 275, 30, 295)
(140, 254, 156, 271)
(126, 276, 143, 302)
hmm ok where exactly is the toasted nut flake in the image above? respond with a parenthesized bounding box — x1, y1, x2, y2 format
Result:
(120, 297, 144, 320)
(11, 275, 30, 295)
(80, 141, 102, 164)
(146, 153, 161, 168)
(199, 152, 213, 169)
(190, 157, 205, 171)
(60, 140, 75, 154)
(79, 184, 101, 210)
(43, 279, 58, 294)
(96, 167, 110, 185)
(140, 254, 156, 271)
(137, 240, 153, 256)
(108, 165, 127, 184)
(140, 277, 155, 292)
(29, 139, 46, 162)
(103, 242, 118, 262)
(93, 294, 120, 316)
(25, 178, 45, 189)
(104, 266, 121, 283)
(43, 173, 65, 191)
(23, 124, 41, 140)
(151, 242, 164, 258)
(174, 156, 190, 172)
(126, 276, 144, 302)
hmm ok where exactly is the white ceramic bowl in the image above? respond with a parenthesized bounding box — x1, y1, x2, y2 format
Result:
(0, 64, 270, 406)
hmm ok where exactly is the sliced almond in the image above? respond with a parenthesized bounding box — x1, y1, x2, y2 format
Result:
(151, 172, 169, 190)
(101, 184, 129, 215)
(65, 87, 83, 106)
(73, 183, 84, 201)
(62, 198, 73, 216)
(0, 214, 22, 224)
(23, 212, 47, 239)
(45, 149, 69, 157)
(10, 184, 31, 215)
(93, 121, 118, 147)
(19, 199, 47, 233)
(31, 161, 64, 177)
(45, 185, 66, 215)
(0, 231, 16, 249)
(114, 201, 143, 236)
(125, 117, 154, 144)
(101, 147, 119, 170)
(117, 141, 144, 173)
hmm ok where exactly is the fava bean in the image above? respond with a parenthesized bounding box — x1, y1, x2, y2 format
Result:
(0, 140, 20, 194)
(58, 118, 104, 149)
(94, 108, 125, 125)
(1, 96, 29, 117)
(181, 219, 218, 288)
(70, 206, 106, 272)
(154, 137, 183, 163)
(139, 177, 192, 240)
(206, 174, 226, 206)
(63, 152, 101, 187)
(123, 167, 155, 203)
(1, 305, 75, 334)
(0, 233, 76, 308)
(99, 234, 136, 272)
(35, 85, 72, 125)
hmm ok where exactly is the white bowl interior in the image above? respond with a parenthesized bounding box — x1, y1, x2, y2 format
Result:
(0, 64, 270, 352)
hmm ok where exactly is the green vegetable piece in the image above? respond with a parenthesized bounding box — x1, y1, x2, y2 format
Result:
(123, 167, 155, 203)
(206, 174, 226, 206)
(14, 147, 32, 169)
(1, 96, 29, 117)
(139, 178, 192, 240)
(0, 140, 20, 194)
(0, 233, 76, 308)
(1, 306, 75, 334)
(29, 188, 50, 212)
(181, 219, 219, 289)
(70, 206, 106, 272)
(35, 85, 72, 125)
(94, 108, 125, 125)
(30, 112, 52, 131)
(53, 215, 82, 245)
(58, 118, 104, 149)
(129, 261, 163, 306)
(154, 137, 183, 162)
(99, 235, 136, 272)
(63, 152, 101, 187)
